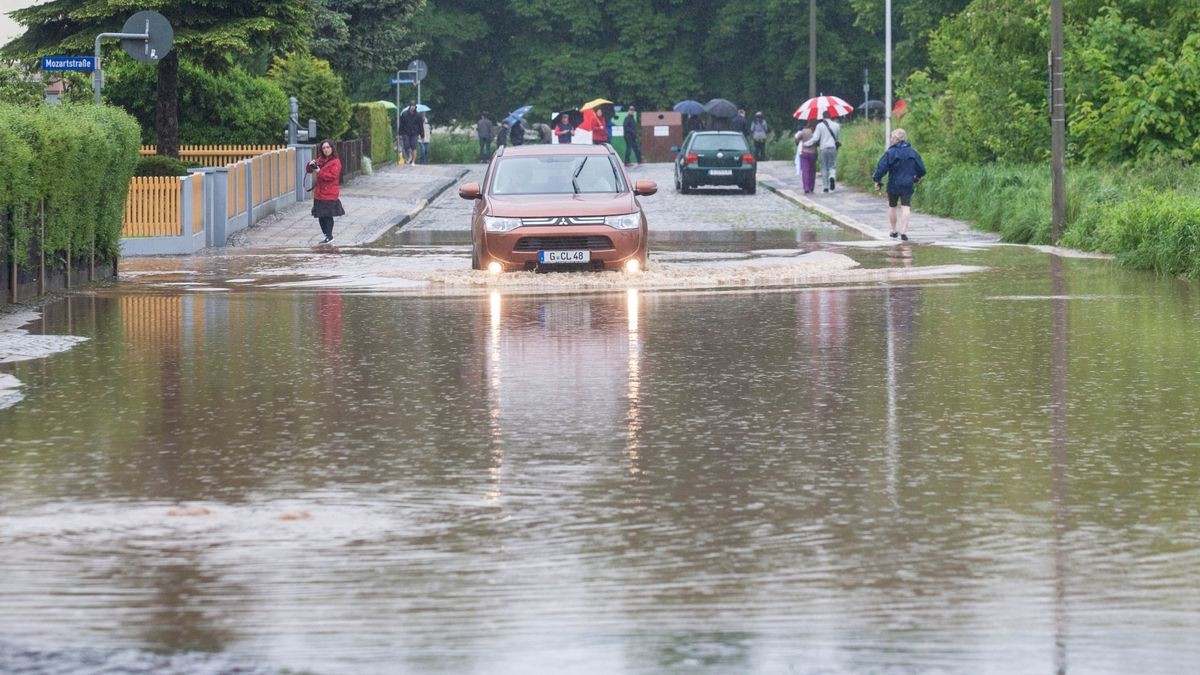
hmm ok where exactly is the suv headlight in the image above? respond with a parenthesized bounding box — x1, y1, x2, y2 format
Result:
(484, 216, 522, 233)
(605, 213, 640, 230)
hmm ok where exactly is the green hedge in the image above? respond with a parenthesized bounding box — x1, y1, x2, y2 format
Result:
(835, 121, 1200, 279)
(0, 103, 140, 267)
(351, 102, 396, 165)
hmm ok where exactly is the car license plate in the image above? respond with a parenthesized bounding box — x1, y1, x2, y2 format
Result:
(709, 169, 733, 176)
(539, 250, 590, 264)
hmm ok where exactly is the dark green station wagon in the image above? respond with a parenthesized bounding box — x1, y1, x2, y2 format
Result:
(672, 131, 757, 195)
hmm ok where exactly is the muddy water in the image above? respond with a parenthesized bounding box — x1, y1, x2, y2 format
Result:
(2, 244, 1200, 674)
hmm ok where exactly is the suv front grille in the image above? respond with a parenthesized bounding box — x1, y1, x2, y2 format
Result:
(514, 236, 615, 251)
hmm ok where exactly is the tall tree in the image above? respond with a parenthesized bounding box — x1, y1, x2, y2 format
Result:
(2, 0, 311, 156)
(310, 0, 426, 101)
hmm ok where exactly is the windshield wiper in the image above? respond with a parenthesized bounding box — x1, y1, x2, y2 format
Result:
(571, 157, 588, 194)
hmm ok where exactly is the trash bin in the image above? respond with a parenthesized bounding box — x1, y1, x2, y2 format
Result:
(641, 111, 683, 162)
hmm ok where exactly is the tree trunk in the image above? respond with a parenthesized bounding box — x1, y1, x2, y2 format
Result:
(155, 51, 180, 158)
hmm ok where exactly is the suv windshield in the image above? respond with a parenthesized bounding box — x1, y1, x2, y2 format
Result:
(491, 155, 624, 195)
(690, 135, 748, 152)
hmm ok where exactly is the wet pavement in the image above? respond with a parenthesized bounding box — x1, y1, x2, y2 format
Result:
(2, 156, 1199, 674)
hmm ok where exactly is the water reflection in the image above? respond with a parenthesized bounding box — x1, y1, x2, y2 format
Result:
(2, 244, 1200, 673)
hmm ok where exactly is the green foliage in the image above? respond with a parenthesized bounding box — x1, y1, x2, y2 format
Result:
(1070, 11, 1200, 164)
(837, 121, 1200, 277)
(311, 0, 424, 101)
(104, 58, 288, 144)
(350, 102, 397, 164)
(134, 155, 192, 176)
(269, 52, 351, 140)
(0, 103, 140, 267)
(425, 128, 480, 164)
(3, 1, 313, 72)
(0, 62, 42, 105)
(409, 0, 889, 134)
(1063, 190, 1200, 279)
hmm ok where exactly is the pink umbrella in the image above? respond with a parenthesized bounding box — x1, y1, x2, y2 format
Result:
(793, 95, 855, 120)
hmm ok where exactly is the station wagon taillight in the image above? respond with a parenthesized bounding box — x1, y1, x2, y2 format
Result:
(685, 152, 699, 165)
(742, 153, 755, 164)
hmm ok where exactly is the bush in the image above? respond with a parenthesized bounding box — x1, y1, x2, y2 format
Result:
(269, 52, 351, 141)
(134, 155, 192, 176)
(0, 103, 140, 266)
(350, 102, 396, 165)
(426, 128, 481, 164)
(104, 58, 288, 144)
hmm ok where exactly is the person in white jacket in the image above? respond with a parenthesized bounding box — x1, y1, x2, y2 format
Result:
(804, 111, 841, 192)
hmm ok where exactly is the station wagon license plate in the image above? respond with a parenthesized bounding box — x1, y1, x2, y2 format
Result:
(539, 250, 590, 264)
(709, 169, 733, 176)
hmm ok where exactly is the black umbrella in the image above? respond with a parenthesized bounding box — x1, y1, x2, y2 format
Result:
(552, 109, 585, 127)
(858, 100, 885, 111)
(705, 98, 738, 118)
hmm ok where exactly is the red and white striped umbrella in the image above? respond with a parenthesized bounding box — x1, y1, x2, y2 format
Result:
(793, 95, 855, 120)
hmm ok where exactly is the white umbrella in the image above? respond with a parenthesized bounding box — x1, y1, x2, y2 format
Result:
(793, 95, 854, 120)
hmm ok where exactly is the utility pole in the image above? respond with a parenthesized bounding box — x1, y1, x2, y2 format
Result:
(808, 0, 816, 98)
(1050, 0, 1067, 242)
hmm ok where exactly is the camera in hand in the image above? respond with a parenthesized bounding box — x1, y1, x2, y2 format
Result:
(308, 159, 320, 169)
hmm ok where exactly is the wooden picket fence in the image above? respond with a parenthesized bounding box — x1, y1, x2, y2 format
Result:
(124, 176, 185, 237)
(140, 144, 285, 167)
(124, 146, 296, 239)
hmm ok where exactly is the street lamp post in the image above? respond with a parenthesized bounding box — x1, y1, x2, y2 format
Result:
(885, 0, 892, 144)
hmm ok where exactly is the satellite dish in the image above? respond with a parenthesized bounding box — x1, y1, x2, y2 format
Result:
(121, 11, 174, 63)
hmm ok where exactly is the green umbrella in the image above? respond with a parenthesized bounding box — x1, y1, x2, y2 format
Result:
(375, 100, 398, 110)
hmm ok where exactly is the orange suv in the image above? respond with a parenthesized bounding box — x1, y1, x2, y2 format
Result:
(458, 144, 657, 272)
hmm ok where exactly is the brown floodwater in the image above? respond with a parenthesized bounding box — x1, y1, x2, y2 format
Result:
(1, 242, 1199, 674)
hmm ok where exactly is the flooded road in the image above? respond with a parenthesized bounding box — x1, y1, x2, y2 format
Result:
(3, 226, 1200, 672)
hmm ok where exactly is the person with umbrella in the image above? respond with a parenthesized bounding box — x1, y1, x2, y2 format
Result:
(510, 116, 526, 146)
(554, 112, 574, 145)
(873, 128, 926, 241)
(804, 110, 842, 192)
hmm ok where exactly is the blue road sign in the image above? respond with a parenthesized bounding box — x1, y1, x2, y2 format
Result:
(390, 77, 414, 84)
(41, 56, 96, 72)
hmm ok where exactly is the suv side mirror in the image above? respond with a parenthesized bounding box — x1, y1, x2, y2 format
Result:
(458, 183, 482, 200)
(633, 180, 657, 196)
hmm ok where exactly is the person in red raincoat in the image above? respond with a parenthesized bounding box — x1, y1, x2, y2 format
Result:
(308, 139, 344, 244)
(581, 108, 609, 145)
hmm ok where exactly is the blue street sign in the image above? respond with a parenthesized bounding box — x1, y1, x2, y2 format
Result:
(41, 56, 96, 72)
(390, 77, 414, 84)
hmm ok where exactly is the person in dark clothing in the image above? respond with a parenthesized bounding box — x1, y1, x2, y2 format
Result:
(476, 113, 495, 162)
(553, 113, 574, 145)
(496, 120, 510, 149)
(730, 109, 749, 137)
(685, 114, 703, 135)
(750, 111, 769, 160)
(510, 118, 525, 146)
(397, 102, 425, 165)
(872, 128, 927, 241)
(307, 139, 344, 244)
(622, 106, 642, 166)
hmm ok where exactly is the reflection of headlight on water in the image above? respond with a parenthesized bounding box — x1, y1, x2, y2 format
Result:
(626, 288, 639, 332)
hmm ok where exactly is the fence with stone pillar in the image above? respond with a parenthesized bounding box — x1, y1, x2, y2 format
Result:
(121, 146, 308, 255)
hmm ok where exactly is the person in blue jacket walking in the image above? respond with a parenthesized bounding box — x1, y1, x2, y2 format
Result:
(873, 128, 926, 241)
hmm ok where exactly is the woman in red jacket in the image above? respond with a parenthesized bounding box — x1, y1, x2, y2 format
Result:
(308, 139, 344, 244)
